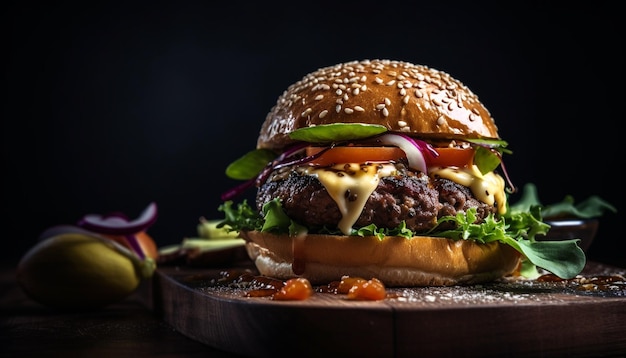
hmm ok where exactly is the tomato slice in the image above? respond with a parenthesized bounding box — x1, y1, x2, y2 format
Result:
(306, 146, 405, 166)
(427, 147, 475, 168)
(305, 146, 474, 168)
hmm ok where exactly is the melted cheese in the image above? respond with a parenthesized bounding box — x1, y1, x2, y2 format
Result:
(301, 162, 506, 236)
(304, 163, 397, 235)
(429, 165, 507, 214)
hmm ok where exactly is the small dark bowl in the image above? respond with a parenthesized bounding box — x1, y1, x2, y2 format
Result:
(540, 218, 598, 252)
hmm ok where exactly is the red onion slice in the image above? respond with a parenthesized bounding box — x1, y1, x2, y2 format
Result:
(377, 133, 434, 174)
(77, 202, 158, 236)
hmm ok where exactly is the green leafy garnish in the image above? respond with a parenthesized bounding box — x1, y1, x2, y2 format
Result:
(288, 123, 388, 143)
(467, 139, 511, 175)
(218, 182, 612, 280)
(260, 198, 292, 233)
(217, 200, 264, 231)
(466, 138, 509, 147)
(510, 183, 617, 219)
(225, 149, 277, 180)
(474, 146, 502, 174)
(425, 206, 585, 279)
(354, 221, 414, 240)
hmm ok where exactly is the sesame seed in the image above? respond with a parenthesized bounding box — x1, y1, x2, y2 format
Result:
(386, 80, 396, 86)
(437, 116, 445, 125)
(398, 120, 407, 127)
(352, 88, 360, 95)
(384, 98, 391, 106)
(382, 108, 389, 117)
(314, 95, 324, 101)
(344, 108, 354, 114)
(336, 89, 342, 95)
(376, 103, 386, 110)
(403, 95, 410, 104)
(301, 108, 312, 117)
(375, 77, 383, 84)
(336, 104, 341, 113)
(354, 106, 365, 112)
(319, 110, 328, 118)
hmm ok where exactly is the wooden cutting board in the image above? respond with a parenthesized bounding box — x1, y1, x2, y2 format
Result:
(142, 261, 626, 358)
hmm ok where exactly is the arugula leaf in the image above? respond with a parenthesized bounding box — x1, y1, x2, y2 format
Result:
(288, 123, 387, 143)
(225, 149, 277, 180)
(542, 195, 617, 219)
(511, 183, 617, 219)
(512, 238, 585, 279)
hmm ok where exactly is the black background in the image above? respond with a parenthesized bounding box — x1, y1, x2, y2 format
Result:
(3, 2, 624, 267)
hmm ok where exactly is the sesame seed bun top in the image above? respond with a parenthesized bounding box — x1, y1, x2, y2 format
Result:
(257, 59, 500, 150)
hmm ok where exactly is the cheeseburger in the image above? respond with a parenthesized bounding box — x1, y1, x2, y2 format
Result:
(219, 59, 585, 286)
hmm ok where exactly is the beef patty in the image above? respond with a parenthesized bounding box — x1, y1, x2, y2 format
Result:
(256, 164, 497, 234)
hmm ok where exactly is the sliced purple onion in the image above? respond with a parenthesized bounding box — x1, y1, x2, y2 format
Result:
(377, 133, 436, 174)
(77, 202, 158, 236)
(221, 179, 256, 201)
(221, 144, 309, 201)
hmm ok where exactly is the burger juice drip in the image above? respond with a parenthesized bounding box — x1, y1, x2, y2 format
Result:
(292, 232, 307, 275)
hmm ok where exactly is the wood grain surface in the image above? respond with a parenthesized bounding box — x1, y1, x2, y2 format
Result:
(145, 261, 626, 358)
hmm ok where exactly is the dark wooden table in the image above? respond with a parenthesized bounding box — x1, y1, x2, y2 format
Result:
(0, 260, 243, 358)
(3, 258, 626, 358)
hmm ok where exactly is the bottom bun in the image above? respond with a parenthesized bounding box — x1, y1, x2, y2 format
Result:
(240, 231, 521, 286)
